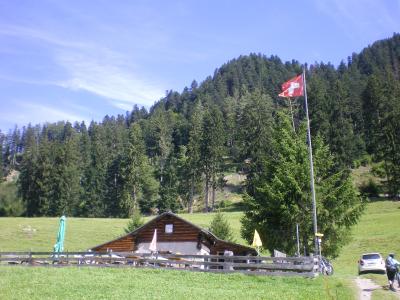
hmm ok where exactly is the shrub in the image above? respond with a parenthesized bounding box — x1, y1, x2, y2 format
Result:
(0, 182, 24, 216)
(124, 210, 145, 233)
(360, 179, 381, 197)
(216, 199, 233, 209)
(209, 211, 235, 242)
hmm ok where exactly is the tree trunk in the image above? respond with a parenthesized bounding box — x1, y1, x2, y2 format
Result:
(188, 176, 194, 213)
(131, 185, 137, 215)
(204, 176, 209, 212)
(211, 186, 216, 211)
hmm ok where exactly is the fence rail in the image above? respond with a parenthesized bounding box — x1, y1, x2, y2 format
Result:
(0, 252, 319, 277)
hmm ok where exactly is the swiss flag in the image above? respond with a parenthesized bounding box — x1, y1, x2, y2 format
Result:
(278, 74, 304, 98)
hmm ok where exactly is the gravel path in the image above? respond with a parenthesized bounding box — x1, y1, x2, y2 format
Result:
(355, 277, 400, 300)
(355, 277, 381, 300)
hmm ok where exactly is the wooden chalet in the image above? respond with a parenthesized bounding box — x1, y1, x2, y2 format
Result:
(90, 212, 257, 256)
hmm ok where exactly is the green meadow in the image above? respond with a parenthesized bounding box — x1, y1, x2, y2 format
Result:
(0, 212, 245, 251)
(0, 267, 352, 300)
(0, 200, 399, 299)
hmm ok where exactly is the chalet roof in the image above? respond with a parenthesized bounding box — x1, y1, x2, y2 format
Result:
(90, 211, 256, 254)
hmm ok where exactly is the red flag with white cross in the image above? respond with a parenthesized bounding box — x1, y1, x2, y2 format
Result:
(278, 74, 304, 98)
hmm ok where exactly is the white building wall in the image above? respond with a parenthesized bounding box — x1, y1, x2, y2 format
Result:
(135, 241, 209, 255)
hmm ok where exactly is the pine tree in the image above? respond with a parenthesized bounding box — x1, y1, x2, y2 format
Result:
(124, 210, 145, 233)
(157, 154, 181, 213)
(363, 73, 400, 196)
(18, 124, 40, 216)
(186, 101, 203, 213)
(200, 104, 225, 211)
(85, 122, 108, 217)
(121, 124, 159, 215)
(209, 211, 235, 242)
(241, 112, 365, 257)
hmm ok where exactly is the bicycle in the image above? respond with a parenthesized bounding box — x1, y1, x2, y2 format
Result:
(319, 256, 334, 276)
(395, 265, 400, 288)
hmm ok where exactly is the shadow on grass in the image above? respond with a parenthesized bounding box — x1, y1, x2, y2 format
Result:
(218, 202, 246, 212)
(359, 270, 386, 275)
(366, 196, 400, 203)
(224, 183, 243, 194)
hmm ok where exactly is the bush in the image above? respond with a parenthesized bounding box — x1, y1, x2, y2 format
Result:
(209, 211, 235, 242)
(371, 163, 386, 178)
(216, 199, 233, 209)
(124, 210, 145, 233)
(0, 182, 24, 216)
(360, 155, 372, 167)
(360, 179, 381, 197)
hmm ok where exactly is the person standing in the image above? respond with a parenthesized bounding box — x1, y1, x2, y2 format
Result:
(386, 253, 400, 292)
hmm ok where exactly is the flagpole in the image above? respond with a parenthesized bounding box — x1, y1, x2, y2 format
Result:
(302, 68, 319, 256)
(288, 97, 295, 132)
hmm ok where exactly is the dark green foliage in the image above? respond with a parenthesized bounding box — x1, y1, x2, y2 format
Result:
(236, 89, 273, 170)
(157, 154, 181, 213)
(360, 179, 381, 197)
(120, 124, 159, 215)
(124, 210, 145, 233)
(241, 113, 365, 258)
(209, 211, 235, 242)
(185, 102, 204, 213)
(363, 72, 400, 196)
(9, 34, 400, 217)
(0, 182, 24, 216)
(200, 104, 225, 211)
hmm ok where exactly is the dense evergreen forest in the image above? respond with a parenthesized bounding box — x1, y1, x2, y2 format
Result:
(1, 33, 399, 218)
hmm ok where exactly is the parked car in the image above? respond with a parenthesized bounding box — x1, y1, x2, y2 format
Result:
(358, 253, 386, 274)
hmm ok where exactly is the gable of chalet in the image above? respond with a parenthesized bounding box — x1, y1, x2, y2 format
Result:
(90, 212, 257, 255)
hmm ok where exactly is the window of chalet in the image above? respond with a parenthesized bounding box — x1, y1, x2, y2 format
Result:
(165, 224, 173, 234)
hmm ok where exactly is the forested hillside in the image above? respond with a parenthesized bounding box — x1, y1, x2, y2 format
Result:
(1, 33, 399, 218)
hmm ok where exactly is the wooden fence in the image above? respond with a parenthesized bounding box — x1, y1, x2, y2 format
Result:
(0, 252, 319, 277)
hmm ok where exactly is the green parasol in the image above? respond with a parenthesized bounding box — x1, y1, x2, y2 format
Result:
(53, 215, 66, 253)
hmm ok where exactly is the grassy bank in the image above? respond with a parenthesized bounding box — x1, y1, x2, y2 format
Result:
(333, 200, 400, 299)
(1, 200, 400, 299)
(334, 200, 400, 277)
(0, 212, 245, 251)
(0, 266, 353, 300)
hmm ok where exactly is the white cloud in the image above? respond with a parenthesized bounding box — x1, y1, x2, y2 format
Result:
(0, 73, 59, 86)
(315, 0, 400, 40)
(0, 25, 89, 48)
(0, 101, 89, 126)
(0, 24, 165, 109)
(56, 49, 164, 108)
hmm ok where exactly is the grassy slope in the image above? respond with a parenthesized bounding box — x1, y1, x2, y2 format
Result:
(334, 200, 400, 277)
(0, 212, 245, 251)
(334, 200, 400, 299)
(0, 212, 353, 299)
(1, 200, 399, 299)
(0, 267, 352, 300)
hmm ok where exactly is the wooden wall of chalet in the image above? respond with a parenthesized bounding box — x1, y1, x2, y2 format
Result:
(91, 213, 256, 255)
(135, 214, 202, 244)
(210, 240, 256, 256)
(93, 235, 135, 252)
(92, 214, 205, 252)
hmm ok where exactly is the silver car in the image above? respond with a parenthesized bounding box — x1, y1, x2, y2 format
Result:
(358, 253, 386, 274)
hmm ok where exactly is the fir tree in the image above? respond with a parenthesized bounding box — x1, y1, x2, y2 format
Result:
(124, 210, 145, 233)
(200, 104, 225, 211)
(209, 211, 235, 242)
(121, 124, 159, 215)
(241, 112, 365, 258)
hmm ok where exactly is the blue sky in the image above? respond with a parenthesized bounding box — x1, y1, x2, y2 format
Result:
(0, 0, 399, 132)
